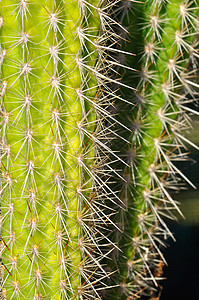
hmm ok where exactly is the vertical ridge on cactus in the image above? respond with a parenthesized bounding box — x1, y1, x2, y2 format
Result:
(0, 0, 199, 299)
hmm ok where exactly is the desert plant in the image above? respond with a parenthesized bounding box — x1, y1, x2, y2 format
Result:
(0, 0, 198, 299)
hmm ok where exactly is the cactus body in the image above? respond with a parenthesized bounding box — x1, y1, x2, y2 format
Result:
(0, 0, 101, 298)
(0, 0, 199, 299)
(101, 1, 199, 299)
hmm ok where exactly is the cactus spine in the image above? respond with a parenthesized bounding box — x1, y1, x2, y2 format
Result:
(0, 0, 199, 299)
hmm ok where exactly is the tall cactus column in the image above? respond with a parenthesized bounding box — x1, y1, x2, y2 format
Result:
(0, 0, 105, 299)
(104, 0, 199, 299)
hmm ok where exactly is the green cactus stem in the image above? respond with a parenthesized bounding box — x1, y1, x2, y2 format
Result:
(0, 0, 109, 299)
(99, 1, 199, 299)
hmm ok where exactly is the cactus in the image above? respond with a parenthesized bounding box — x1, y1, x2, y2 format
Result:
(0, 0, 198, 299)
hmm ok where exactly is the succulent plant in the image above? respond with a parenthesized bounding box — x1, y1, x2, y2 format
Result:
(0, 0, 198, 299)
